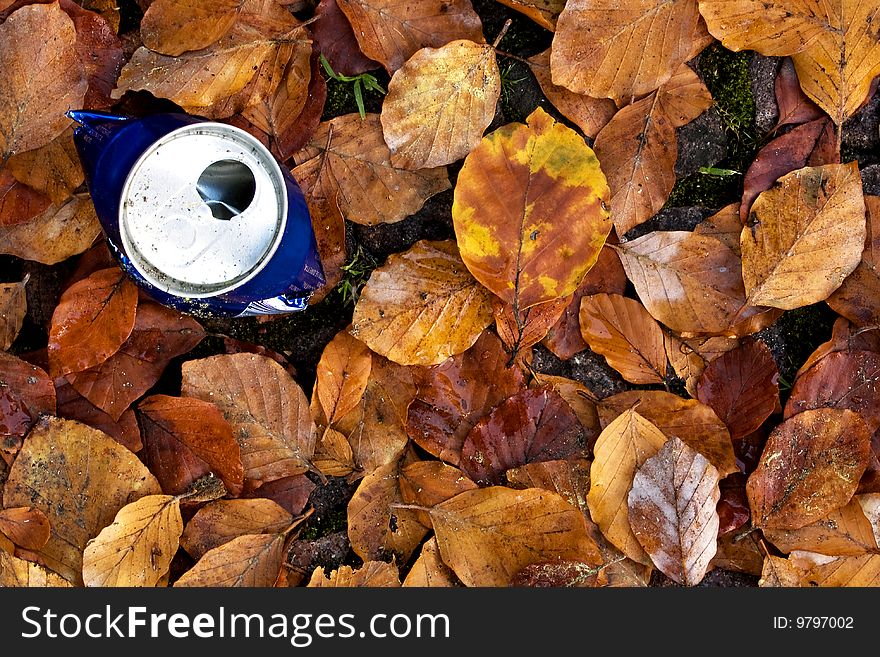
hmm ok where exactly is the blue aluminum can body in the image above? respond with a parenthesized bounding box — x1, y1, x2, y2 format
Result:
(68, 110, 325, 318)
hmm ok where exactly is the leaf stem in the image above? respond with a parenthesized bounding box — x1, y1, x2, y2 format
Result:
(491, 19, 512, 50)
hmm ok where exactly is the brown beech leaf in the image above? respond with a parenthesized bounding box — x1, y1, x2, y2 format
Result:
(403, 537, 459, 587)
(337, 0, 483, 74)
(0, 507, 50, 551)
(747, 408, 872, 530)
(431, 486, 602, 586)
(627, 436, 720, 586)
(406, 329, 524, 465)
(764, 498, 878, 557)
(64, 300, 205, 421)
(495, 0, 564, 30)
(551, 0, 700, 98)
(47, 267, 138, 378)
(82, 494, 183, 587)
(7, 127, 83, 205)
(507, 458, 592, 518)
(113, 0, 306, 114)
(741, 162, 866, 309)
(527, 49, 617, 139)
(785, 350, 880, 433)
(0, 278, 26, 351)
(710, 530, 766, 576)
(55, 378, 142, 452)
(528, 375, 602, 445)
(453, 106, 612, 310)
(181, 353, 316, 491)
(291, 114, 451, 227)
(2, 416, 161, 584)
(141, 0, 246, 56)
(180, 499, 293, 561)
(614, 231, 750, 336)
(759, 555, 806, 587)
(350, 239, 493, 366)
(0, 193, 102, 265)
(138, 395, 244, 497)
(542, 245, 627, 360)
(333, 354, 416, 476)
(309, 0, 378, 75)
(302, 184, 345, 306)
(244, 475, 315, 517)
(0, 2, 87, 157)
(0, 168, 52, 228)
(313, 330, 371, 427)
(593, 65, 713, 236)
(774, 56, 827, 128)
(61, 0, 125, 111)
(492, 295, 570, 356)
(588, 409, 668, 564)
(697, 0, 826, 55)
(307, 561, 401, 587)
(0, 351, 55, 418)
(347, 457, 429, 564)
(790, 551, 880, 586)
(511, 560, 600, 587)
(380, 39, 500, 169)
(741, 117, 838, 221)
(579, 293, 668, 385)
(0, 551, 72, 587)
(174, 532, 286, 587)
(695, 338, 780, 440)
(312, 427, 355, 477)
(399, 460, 477, 526)
(827, 196, 880, 326)
(797, 320, 880, 379)
(460, 387, 587, 486)
(664, 333, 740, 398)
(598, 390, 738, 477)
(694, 203, 743, 255)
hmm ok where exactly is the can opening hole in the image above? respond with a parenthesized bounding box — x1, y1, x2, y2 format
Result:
(196, 159, 257, 221)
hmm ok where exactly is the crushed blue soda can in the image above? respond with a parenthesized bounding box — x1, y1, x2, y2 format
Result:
(67, 109, 325, 318)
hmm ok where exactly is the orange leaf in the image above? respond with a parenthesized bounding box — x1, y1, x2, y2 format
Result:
(0, 507, 50, 551)
(6, 128, 82, 206)
(141, 0, 246, 56)
(180, 499, 293, 561)
(827, 196, 880, 325)
(313, 329, 372, 426)
(0, 277, 26, 351)
(174, 533, 286, 587)
(307, 561, 401, 587)
(0, 168, 52, 228)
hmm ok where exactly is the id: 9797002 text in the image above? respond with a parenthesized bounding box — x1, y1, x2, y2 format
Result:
(773, 616, 854, 630)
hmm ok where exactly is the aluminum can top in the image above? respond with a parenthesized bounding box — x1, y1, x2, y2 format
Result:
(119, 121, 287, 298)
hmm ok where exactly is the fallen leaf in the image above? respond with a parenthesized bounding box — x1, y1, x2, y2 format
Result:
(527, 49, 617, 138)
(398, 460, 478, 522)
(79, 0, 119, 33)
(291, 114, 451, 227)
(759, 555, 806, 587)
(431, 486, 601, 586)
(312, 427, 355, 477)
(64, 300, 205, 421)
(551, 0, 701, 98)
(511, 560, 600, 587)
(0, 193, 102, 265)
(453, 106, 612, 310)
(0, 2, 87, 157)
(307, 561, 401, 587)
(266, 50, 327, 161)
(347, 458, 429, 564)
(301, 184, 345, 306)
(528, 375, 602, 446)
(506, 458, 592, 518)
(460, 387, 587, 485)
(542, 245, 627, 360)
(313, 329, 371, 427)
(747, 408, 871, 530)
(717, 473, 751, 535)
(598, 390, 738, 476)
(55, 377, 142, 452)
(337, 0, 483, 73)
(827, 196, 880, 326)
(763, 498, 878, 556)
(0, 351, 55, 418)
(741, 163, 865, 310)
(593, 64, 713, 236)
(588, 409, 668, 564)
(61, 0, 125, 111)
(350, 239, 493, 366)
(2, 416, 161, 584)
(627, 436, 720, 586)
(6, 127, 83, 205)
(492, 295, 570, 358)
(174, 532, 286, 587)
(138, 395, 244, 497)
(773, 57, 826, 130)
(82, 494, 183, 587)
(797, 318, 880, 376)
(664, 333, 741, 397)
(695, 338, 780, 440)
(406, 329, 524, 465)
(0, 551, 72, 587)
(181, 353, 316, 491)
(308, 0, 378, 75)
(180, 499, 293, 561)
(380, 39, 500, 169)
(709, 528, 766, 577)
(0, 507, 50, 551)
(244, 475, 315, 517)
(0, 278, 26, 351)
(0, 167, 52, 228)
(698, 0, 826, 55)
(694, 203, 743, 255)
(614, 231, 750, 335)
(792, 552, 880, 586)
(140, 0, 245, 56)
(579, 293, 668, 385)
(403, 537, 459, 587)
(47, 267, 138, 378)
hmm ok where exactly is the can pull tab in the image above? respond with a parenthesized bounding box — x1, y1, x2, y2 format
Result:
(196, 159, 257, 221)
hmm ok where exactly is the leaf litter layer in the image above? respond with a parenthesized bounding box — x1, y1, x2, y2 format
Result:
(1, 0, 880, 590)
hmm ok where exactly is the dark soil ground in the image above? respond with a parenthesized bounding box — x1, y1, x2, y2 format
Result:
(4, 0, 880, 587)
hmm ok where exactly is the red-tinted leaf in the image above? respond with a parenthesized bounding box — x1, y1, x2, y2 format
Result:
(492, 295, 570, 356)
(60, 0, 124, 110)
(273, 50, 328, 160)
(695, 338, 780, 440)
(717, 473, 751, 535)
(55, 377, 142, 453)
(309, 0, 378, 75)
(245, 474, 316, 516)
(0, 350, 55, 419)
(774, 57, 825, 130)
(406, 330, 525, 466)
(460, 387, 586, 486)
(138, 394, 244, 497)
(0, 168, 52, 227)
(0, 506, 50, 550)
